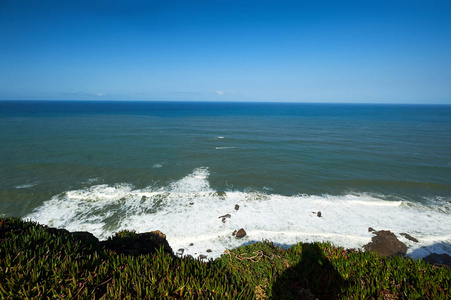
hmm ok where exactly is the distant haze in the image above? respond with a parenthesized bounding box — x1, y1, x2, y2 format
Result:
(0, 0, 450, 104)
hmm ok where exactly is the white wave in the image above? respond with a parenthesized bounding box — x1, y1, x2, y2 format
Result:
(82, 177, 103, 184)
(216, 136, 224, 139)
(15, 182, 38, 189)
(25, 167, 451, 260)
(215, 147, 237, 150)
(169, 167, 211, 193)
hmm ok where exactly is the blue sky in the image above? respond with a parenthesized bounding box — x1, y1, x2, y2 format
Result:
(0, 0, 450, 103)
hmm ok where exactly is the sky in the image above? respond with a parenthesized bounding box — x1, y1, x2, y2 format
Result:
(0, 0, 450, 103)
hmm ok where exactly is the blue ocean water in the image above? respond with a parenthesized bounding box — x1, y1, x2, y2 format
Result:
(1, 100, 450, 259)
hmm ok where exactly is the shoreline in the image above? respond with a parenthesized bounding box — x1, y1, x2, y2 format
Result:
(1, 217, 450, 298)
(15, 216, 451, 265)
(22, 185, 451, 261)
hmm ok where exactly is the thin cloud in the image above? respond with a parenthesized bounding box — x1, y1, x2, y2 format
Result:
(170, 91, 203, 94)
(216, 90, 238, 96)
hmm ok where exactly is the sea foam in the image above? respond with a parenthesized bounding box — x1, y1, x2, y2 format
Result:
(15, 182, 38, 189)
(25, 167, 451, 260)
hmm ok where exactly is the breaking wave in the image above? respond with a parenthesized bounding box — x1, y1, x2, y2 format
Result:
(25, 167, 451, 260)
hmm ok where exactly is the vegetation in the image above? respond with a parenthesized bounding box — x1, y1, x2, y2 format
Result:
(1, 217, 450, 299)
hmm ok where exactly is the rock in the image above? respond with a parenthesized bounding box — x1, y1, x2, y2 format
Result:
(423, 253, 451, 266)
(235, 204, 240, 210)
(236, 228, 247, 238)
(45, 227, 70, 236)
(189, 202, 194, 205)
(400, 233, 419, 243)
(71, 231, 99, 244)
(219, 214, 231, 223)
(317, 211, 322, 217)
(199, 255, 208, 260)
(368, 227, 376, 232)
(206, 249, 212, 253)
(176, 248, 184, 257)
(149, 230, 172, 252)
(44, 227, 98, 244)
(101, 230, 173, 256)
(232, 230, 237, 236)
(363, 230, 407, 257)
(189, 243, 194, 246)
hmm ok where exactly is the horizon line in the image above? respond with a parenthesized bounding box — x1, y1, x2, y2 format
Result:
(1, 99, 450, 105)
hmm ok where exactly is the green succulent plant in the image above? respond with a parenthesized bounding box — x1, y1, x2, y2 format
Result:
(1, 217, 449, 299)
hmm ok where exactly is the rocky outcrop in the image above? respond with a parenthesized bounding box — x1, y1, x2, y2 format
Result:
(400, 233, 419, 243)
(44, 227, 99, 244)
(101, 230, 173, 256)
(363, 230, 407, 257)
(423, 253, 451, 267)
(71, 231, 99, 243)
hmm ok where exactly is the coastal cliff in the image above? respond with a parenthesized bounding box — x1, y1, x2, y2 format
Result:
(1, 217, 449, 299)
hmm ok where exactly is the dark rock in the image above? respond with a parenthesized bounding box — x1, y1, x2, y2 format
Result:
(235, 204, 240, 210)
(149, 230, 173, 254)
(206, 249, 212, 253)
(232, 230, 237, 236)
(423, 253, 451, 267)
(236, 228, 247, 238)
(176, 248, 184, 257)
(400, 233, 419, 243)
(189, 202, 194, 205)
(219, 214, 231, 223)
(101, 230, 173, 256)
(45, 227, 70, 236)
(199, 255, 208, 260)
(363, 230, 407, 257)
(189, 243, 194, 246)
(71, 231, 99, 243)
(317, 211, 322, 218)
(368, 227, 376, 232)
(45, 227, 98, 244)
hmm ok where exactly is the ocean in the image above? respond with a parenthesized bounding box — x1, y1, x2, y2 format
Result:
(1, 100, 450, 259)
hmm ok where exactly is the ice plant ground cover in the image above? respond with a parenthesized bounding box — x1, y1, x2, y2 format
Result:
(0, 217, 450, 299)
